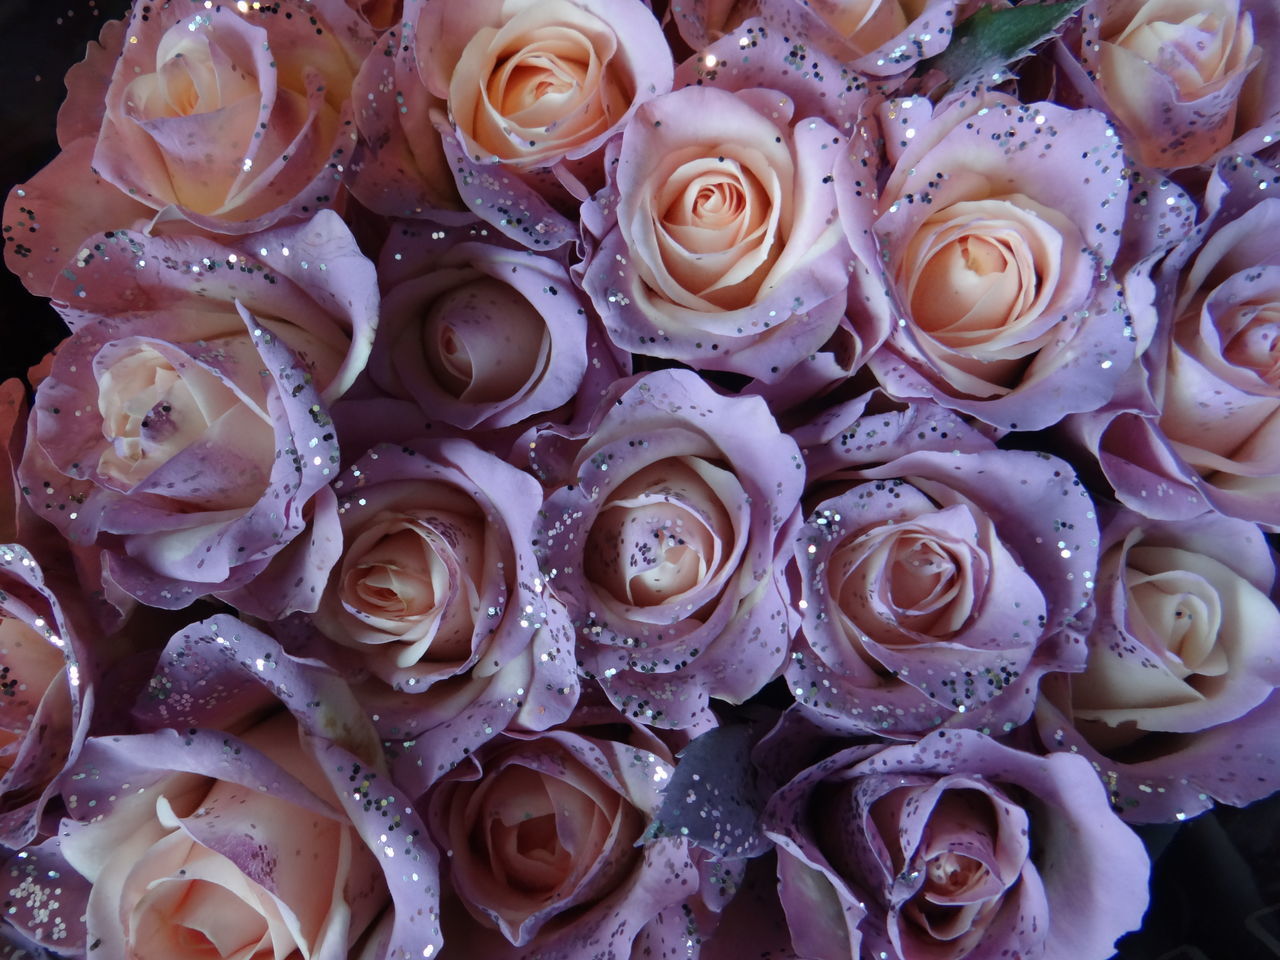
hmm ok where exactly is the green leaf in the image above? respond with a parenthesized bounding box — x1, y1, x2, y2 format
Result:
(918, 1, 1085, 92)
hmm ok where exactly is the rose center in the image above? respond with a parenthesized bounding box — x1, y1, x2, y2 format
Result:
(1223, 303, 1280, 385)
(1126, 569, 1226, 677)
(924, 851, 988, 897)
(1109, 1, 1253, 97)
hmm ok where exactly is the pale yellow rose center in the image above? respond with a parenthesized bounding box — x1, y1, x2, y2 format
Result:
(1107, 0, 1255, 99)
(811, 0, 926, 55)
(1223, 302, 1280, 386)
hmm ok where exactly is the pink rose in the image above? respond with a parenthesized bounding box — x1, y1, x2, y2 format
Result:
(3, 615, 442, 959)
(1060, 0, 1280, 168)
(852, 92, 1135, 430)
(423, 716, 728, 958)
(1036, 509, 1280, 822)
(579, 84, 853, 380)
(349, 0, 672, 247)
(19, 215, 378, 608)
(672, 1, 971, 87)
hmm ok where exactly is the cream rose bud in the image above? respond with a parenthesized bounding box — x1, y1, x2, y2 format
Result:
(1036, 510, 1280, 822)
(856, 93, 1134, 430)
(1063, 0, 1280, 169)
(350, 0, 672, 248)
(580, 85, 852, 381)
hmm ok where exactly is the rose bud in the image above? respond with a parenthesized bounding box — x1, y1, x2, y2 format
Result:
(18, 215, 378, 608)
(530, 369, 803, 732)
(1060, 0, 1280, 169)
(764, 729, 1151, 960)
(349, 0, 672, 247)
(368, 237, 593, 431)
(1036, 509, 1280, 822)
(3, 614, 443, 959)
(789, 393, 1097, 737)
(849, 92, 1134, 431)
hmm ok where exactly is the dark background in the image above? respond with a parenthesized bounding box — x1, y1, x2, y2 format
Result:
(2, 2, 1280, 957)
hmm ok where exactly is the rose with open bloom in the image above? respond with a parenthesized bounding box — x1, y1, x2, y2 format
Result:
(530, 369, 803, 732)
(1061, 0, 1280, 168)
(580, 84, 852, 380)
(18, 215, 376, 608)
(764, 729, 1151, 960)
(788, 394, 1096, 736)
(1036, 509, 1280, 822)
(349, 0, 671, 246)
(297, 440, 578, 781)
(853, 92, 1134, 430)
(2, 615, 442, 959)
(423, 715, 725, 958)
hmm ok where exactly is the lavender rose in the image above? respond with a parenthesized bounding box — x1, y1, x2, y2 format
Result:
(530, 369, 803, 731)
(764, 729, 1151, 960)
(788, 394, 1097, 736)
(422, 713, 728, 958)
(1068, 155, 1280, 528)
(1036, 509, 1280, 822)
(3, 614, 442, 959)
(294, 439, 578, 784)
(852, 91, 1134, 430)
(367, 236, 592, 431)
(0, 546, 91, 850)
(18, 215, 378, 607)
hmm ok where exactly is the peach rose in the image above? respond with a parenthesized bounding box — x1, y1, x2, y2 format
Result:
(1063, 0, 1280, 169)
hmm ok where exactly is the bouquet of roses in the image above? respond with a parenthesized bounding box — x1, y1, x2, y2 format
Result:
(4, 0, 1280, 957)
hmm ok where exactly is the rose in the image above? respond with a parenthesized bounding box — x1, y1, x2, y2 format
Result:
(296, 440, 578, 782)
(422, 717, 723, 957)
(530, 369, 803, 731)
(349, 0, 672, 247)
(367, 237, 592, 430)
(93, 0, 369, 234)
(763, 729, 1151, 960)
(788, 393, 1096, 737)
(1035, 509, 1280, 822)
(0, 546, 90, 850)
(579, 85, 853, 380)
(1061, 0, 1280, 169)
(18, 215, 378, 608)
(2, 615, 443, 959)
(1067, 156, 1280, 528)
(671, 0, 969, 86)
(853, 92, 1134, 430)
